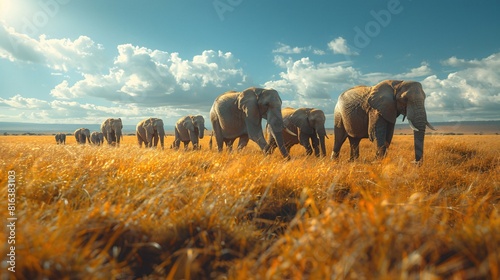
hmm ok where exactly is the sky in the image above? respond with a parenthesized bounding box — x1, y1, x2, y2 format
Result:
(0, 0, 499, 127)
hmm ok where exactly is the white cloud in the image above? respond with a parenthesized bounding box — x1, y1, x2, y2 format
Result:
(0, 22, 106, 72)
(422, 53, 500, 121)
(0, 94, 206, 125)
(327, 37, 358, 56)
(50, 44, 250, 109)
(395, 62, 433, 79)
(265, 56, 361, 111)
(273, 43, 311, 54)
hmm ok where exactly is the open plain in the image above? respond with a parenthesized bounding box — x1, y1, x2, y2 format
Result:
(0, 134, 499, 279)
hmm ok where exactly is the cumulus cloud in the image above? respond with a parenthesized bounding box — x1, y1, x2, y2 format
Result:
(0, 22, 106, 72)
(422, 53, 500, 121)
(265, 56, 361, 112)
(0, 94, 205, 125)
(395, 62, 433, 79)
(50, 44, 250, 109)
(327, 37, 358, 56)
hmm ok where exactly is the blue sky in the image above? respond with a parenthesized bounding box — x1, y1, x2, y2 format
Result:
(1, 0, 499, 126)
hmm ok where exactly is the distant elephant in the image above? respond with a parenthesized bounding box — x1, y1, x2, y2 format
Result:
(268, 107, 328, 157)
(210, 87, 291, 159)
(332, 80, 435, 162)
(172, 115, 205, 150)
(74, 128, 91, 144)
(55, 133, 66, 145)
(136, 118, 166, 149)
(90, 131, 104, 146)
(101, 118, 123, 146)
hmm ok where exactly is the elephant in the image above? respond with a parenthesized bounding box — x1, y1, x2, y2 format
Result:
(90, 131, 104, 146)
(268, 107, 328, 157)
(74, 128, 91, 144)
(210, 87, 292, 159)
(55, 133, 66, 145)
(101, 118, 123, 146)
(136, 118, 166, 149)
(172, 115, 205, 150)
(332, 80, 435, 162)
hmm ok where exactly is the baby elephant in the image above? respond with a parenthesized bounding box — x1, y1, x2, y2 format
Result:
(268, 107, 328, 157)
(90, 131, 104, 146)
(55, 133, 66, 145)
(172, 115, 205, 150)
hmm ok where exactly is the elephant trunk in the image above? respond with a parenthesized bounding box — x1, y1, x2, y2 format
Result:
(407, 101, 428, 162)
(115, 130, 122, 146)
(198, 124, 205, 139)
(158, 127, 165, 149)
(316, 126, 327, 157)
(267, 109, 290, 159)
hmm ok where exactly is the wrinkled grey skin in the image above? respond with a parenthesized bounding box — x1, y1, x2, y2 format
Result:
(172, 115, 205, 150)
(101, 118, 123, 146)
(210, 87, 290, 159)
(136, 118, 166, 149)
(90, 131, 104, 146)
(268, 107, 327, 157)
(55, 133, 66, 145)
(74, 128, 91, 144)
(332, 80, 434, 162)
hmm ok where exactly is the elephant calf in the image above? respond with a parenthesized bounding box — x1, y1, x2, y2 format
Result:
(136, 118, 166, 149)
(74, 128, 91, 144)
(268, 107, 328, 157)
(55, 133, 66, 145)
(172, 115, 205, 150)
(90, 131, 104, 146)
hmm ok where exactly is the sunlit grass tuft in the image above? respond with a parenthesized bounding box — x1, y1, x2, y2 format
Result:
(0, 135, 498, 279)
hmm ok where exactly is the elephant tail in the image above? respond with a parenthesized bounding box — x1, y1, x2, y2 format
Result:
(209, 131, 213, 150)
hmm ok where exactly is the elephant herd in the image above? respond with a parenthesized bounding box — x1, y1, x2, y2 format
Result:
(56, 80, 434, 163)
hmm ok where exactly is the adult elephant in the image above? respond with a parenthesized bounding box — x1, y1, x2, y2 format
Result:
(55, 133, 66, 145)
(101, 118, 123, 146)
(136, 118, 166, 149)
(210, 87, 291, 159)
(90, 131, 104, 146)
(74, 128, 91, 144)
(172, 115, 205, 150)
(268, 107, 328, 157)
(332, 80, 435, 162)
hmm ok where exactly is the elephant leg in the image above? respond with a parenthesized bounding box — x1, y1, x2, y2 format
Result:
(237, 135, 249, 151)
(137, 134, 143, 148)
(153, 135, 159, 148)
(332, 125, 348, 159)
(225, 139, 234, 152)
(310, 135, 320, 157)
(299, 132, 313, 156)
(211, 120, 225, 152)
(348, 137, 361, 161)
(373, 118, 390, 159)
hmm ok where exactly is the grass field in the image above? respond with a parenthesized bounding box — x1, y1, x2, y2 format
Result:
(1, 134, 499, 279)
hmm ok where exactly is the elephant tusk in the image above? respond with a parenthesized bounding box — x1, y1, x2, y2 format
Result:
(408, 120, 420, 132)
(426, 122, 436, 131)
(285, 127, 297, 137)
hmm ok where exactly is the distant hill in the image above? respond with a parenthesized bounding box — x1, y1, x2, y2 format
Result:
(393, 121, 500, 135)
(0, 121, 498, 135)
(0, 122, 175, 135)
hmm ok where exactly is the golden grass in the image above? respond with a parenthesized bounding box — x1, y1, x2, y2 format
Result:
(0, 134, 499, 279)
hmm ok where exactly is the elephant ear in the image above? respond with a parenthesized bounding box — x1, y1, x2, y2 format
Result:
(292, 108, 314, 135)
(183, 117, 195, 131)
(237, 88, 260, 120)
(367, 80, 403, 123)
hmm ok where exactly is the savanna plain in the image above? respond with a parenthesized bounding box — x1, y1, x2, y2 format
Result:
(0, 134, 499, 279)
